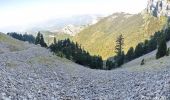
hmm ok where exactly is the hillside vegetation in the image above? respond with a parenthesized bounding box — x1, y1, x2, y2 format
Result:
(41, 31, 73, 45)
(74, 13, 168, 59)
(1, 33, 170, 99)
(0, 33, 28, 52)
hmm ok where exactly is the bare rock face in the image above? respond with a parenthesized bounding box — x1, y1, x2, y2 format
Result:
(147, 0, 170, 17)
(60, 24, 87, 36)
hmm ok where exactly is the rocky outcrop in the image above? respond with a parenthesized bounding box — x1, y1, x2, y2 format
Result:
(59, 24, 88, 36)
(147, 0, 170, 17)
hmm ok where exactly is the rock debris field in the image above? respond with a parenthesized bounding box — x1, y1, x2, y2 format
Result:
(0, 35, 170, 99)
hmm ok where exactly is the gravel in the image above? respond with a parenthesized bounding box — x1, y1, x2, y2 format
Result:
(0, 41, 170, 100)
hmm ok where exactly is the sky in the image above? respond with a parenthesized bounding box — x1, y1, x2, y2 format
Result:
(0, 0, 148, 32)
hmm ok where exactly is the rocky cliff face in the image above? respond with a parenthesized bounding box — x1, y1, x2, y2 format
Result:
(59, 24, 87, 36)
(147, 0, 170, 17)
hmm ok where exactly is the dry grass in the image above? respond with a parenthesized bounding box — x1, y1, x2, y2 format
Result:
(73, 13, 167, 59)
(0, 33, 27, 52)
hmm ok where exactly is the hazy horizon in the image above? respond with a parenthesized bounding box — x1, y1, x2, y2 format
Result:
(0, 0, 148, 33)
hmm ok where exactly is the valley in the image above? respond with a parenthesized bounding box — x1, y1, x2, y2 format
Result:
(0, 33, 170, 99)
(1, 0, 170, 99)
(73, 13, 167, 59)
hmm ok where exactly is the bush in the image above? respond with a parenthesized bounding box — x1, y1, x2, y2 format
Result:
(140, 59, 145, 65)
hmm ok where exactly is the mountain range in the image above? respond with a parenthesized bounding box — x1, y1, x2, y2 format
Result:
(27, 15, 103, 36)
(5, 0, 170, 60)
(41, 0, 170, 60)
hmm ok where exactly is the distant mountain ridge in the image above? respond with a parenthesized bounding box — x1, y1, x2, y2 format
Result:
(27, 15, 103, 36)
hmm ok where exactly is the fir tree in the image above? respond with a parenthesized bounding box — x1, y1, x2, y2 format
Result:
(106, 60, 115, 70)
(7, 32, 35, 43)
(35, 32, 41, 45)
(40, 34, 47, 47)
(116, 51, 125, 67)
(114, 34, 124, 67)
(148, 36, 157, 52)
(54, 37, 57, 44)
(126, 47, 134, 61)
(35, 32, 47, 47)
(49, 38, 103, 69)
(134, 43, 144, 58)
(156, 37, 167, 59)
(115, 34, 124, 55)
(143, 40, 149, 54)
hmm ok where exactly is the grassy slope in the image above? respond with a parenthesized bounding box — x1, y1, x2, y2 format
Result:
(74, 13, 167, 60)
(0, 33, 26, 52)
(2, 31, 170, 73)
(122, 41, 170, 72)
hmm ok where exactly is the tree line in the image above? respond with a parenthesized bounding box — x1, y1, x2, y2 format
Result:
(7, 32, 47, 48)
(49, 38, 103, 69)
(7, 32, 35, 43)
(8, 32, 103, 69)
(8, 28, 170, 70)
(106, 27, 170, 70)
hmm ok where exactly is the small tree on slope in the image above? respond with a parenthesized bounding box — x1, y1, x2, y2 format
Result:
(35, 32, 47, 47)
(156, 37, 167, 59)
(114, 34, 124, 67)
(35, 32, 41, 45)
(126, 47, 134, 61)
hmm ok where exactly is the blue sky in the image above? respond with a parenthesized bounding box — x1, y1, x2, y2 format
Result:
(0, 0, 148, 32)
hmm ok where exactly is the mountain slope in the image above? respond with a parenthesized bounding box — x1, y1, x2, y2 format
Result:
(74, 13, 168, 59)
(123, 41, 170, 70)
(1, 33, 170, 99)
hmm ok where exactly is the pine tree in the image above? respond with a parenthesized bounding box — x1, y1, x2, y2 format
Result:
(126, 47, 134, 61)
(148, 37, 157, 52)
(40, 34, 47, 47)
(106, 60, 115, 70)
(35, 32, 41, 45)
(156, 37, 167, 59)
(114, 34, 124, 67)
(54, 37, 57, 44)
(7, 32, 35, 43)
(134, 43, 144, 58)
(35, 32, 47, 47)
(115, 34, 124, 55)
(117, 51, 125, 67)
(143, 40, 149, 54)
(49, 39, 103, 69)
